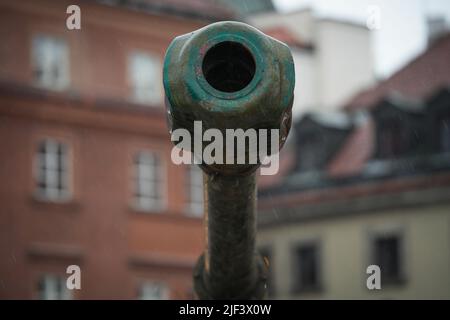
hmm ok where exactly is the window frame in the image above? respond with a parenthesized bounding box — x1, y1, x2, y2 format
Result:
(37, 274, 72, 300)
(291, 239, 322, 294)
(127, 50, 163, 106)
(363, 223, 410, 288)
(185, 164, 204, 217)
(33, 138, 72, 202)
(439, 116, 450, 153)
(31, 33, 70, 91)
(131, 149, 166, 213)
(368, 227, 407, 287)
(137, 280, 169, 300)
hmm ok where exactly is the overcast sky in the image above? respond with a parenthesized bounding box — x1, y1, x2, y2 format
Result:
(273, 0, 450, 79)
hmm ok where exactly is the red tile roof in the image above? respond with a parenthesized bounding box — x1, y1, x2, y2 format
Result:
(264, 26, 313, 50)
(259, 171, 450, 210)
(326, 115, 375, 177)
(345, 33, 450, 111)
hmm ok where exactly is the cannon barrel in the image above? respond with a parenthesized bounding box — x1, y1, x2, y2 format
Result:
(163, 21, 295, 299)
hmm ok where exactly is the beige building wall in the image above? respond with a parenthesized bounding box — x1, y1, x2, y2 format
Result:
(257, 204, 450, 299)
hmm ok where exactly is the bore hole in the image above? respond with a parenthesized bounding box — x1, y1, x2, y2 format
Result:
(202, 41, 256, 93)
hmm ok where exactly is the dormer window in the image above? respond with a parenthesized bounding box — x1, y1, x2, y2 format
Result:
(440, 116, 450, 153)
(378, 119, 404, 158)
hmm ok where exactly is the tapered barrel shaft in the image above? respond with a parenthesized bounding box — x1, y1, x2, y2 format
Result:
(203, 172, 258, 298)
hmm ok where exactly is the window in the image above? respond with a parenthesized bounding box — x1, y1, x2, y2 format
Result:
(378, 122, 404, 158)
(133, 151, 164, 211)
(128, 51, 162, 105)
(186, 165, 203, 217)
(35, 139, 70, 201)
(440, 117, 450, 153)
(373, 234, 403, 285)
(32, 35, 69, 90)
(138, 282, 168, 300)
(293, 242, 321, 293)
(37, 274, 71, 300)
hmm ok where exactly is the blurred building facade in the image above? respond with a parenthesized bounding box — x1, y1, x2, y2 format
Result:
(0, 0, 236, 299)
(2, 0, 448, 301)
(257, 33, 450, 299)
(249, 9, 375, 117)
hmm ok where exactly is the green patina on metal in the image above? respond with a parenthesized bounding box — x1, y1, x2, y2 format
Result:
(163, 21, 295, 299)
(163, 21, 294, 132)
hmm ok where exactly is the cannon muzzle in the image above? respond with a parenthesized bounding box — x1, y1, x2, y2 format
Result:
(163, 21, 295, 299)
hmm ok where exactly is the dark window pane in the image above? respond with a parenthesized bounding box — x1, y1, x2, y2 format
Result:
(374, 235, 401, 284)
(38, 142, 46, 154)
(38, 180, 47, 189)
(35, 140, 69, 199)
(295, 243, 319, 292)
(57, 277, 64, 297)
(57, 145, 64, 189)
(37, 277, 45, 299)
(380, 124, 403, 157)
(440, 118, 450, 152)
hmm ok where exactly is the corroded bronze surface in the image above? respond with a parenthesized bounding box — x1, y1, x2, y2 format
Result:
(163, 21, 295, 299)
